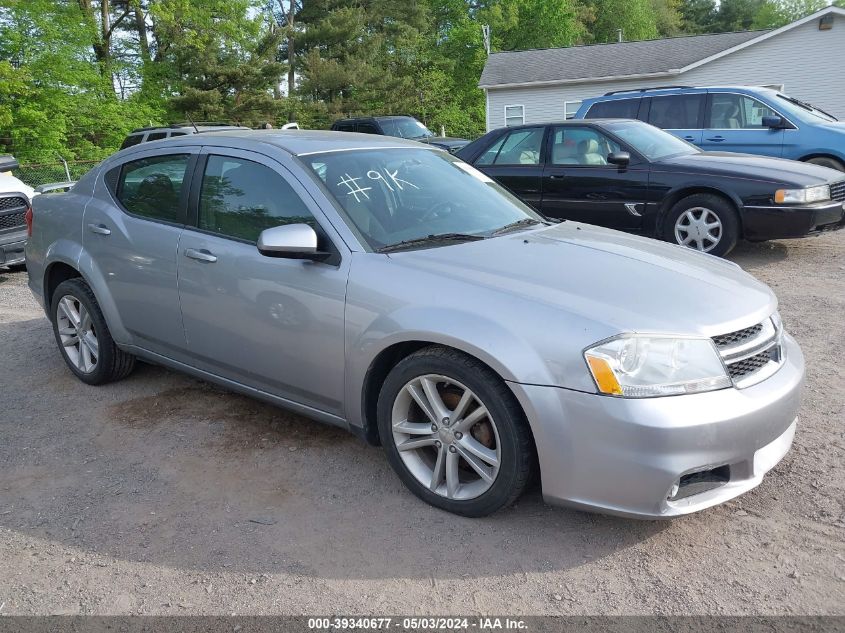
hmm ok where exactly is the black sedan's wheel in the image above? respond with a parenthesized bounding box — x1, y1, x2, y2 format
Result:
(51, 278, 136, 385)
(805, 156, 845, 172)
(377, 346, 534, 517)
(665, 193, 739, 257)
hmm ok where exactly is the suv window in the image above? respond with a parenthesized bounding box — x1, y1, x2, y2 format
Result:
(476, 128, 544, 166)
(648, 94, 705, 129)
(199, 155, 315, 242)
(117, 154, 190, 223)
(709, 93, 778, 129)
(551, 127, 621, 166)
(356, 122, 380, 134)
(585, 98, 640, 119)
(147, 132, 168, 141)
(120, 134, 144, 150)
(334, 122, 355, 132)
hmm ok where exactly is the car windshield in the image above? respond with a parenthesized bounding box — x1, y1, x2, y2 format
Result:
(775, 93, 838, 123)
(305, 148, 544, 251)
(377, 117, 434, 140)
(604, 120, 699, 160)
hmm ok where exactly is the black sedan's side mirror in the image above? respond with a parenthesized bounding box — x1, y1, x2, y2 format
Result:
(607, 151, 631, 166)
(762, 115, 787, 129)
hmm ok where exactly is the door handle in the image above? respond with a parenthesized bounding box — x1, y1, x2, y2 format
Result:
(87, 223, 111, 236)
(185, 248, 218, 263)
(549, 174, 566, 179)
(683, 136, 695, 141)
(706, 136, 725, 142)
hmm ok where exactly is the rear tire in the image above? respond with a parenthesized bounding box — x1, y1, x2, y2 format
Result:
(51, 278, 135, 385)
(664, 193, 739, 257)
(805, 156, 845, 172)
(377, 346, 534, 517)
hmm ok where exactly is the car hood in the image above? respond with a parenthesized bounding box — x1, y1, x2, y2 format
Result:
(0, 173, 34, 200)
(660, 151, 840, 185)
(418, 136, 471, 151)
(388, 222, 776, 338)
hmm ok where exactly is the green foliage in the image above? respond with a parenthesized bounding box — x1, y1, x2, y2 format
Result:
(0, 0, 834, 161)
(586, 0, 660, 43)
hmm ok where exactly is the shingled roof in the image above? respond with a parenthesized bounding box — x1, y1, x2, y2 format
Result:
(479, 30, 770, 88)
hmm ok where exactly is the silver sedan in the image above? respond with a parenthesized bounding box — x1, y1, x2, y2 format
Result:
(25, 130, 804, 518)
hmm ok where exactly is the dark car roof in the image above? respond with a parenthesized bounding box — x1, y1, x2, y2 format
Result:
(116, 129, 432, 159)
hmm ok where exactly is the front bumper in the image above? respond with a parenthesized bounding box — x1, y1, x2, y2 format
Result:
(743, 200, 845, 240)
(509, 333, 804, 518)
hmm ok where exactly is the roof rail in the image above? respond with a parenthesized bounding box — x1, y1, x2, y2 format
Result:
(128, 122, 240, 133)
(603, 85, 693, 96)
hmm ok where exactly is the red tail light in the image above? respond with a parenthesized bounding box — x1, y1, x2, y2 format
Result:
(25, 204, 33, 237)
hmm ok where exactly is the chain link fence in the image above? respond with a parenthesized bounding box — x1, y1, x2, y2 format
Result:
(13, 159, 100, 189)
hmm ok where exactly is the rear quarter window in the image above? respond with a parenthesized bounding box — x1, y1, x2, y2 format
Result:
(585, 98, 640, 119)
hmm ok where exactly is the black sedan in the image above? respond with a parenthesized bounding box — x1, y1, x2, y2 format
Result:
(456, 119, 845, 256)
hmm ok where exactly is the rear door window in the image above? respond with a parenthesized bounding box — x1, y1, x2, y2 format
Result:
(647, 94, 705, 129)
(146, 132, 168, 141)
(116, 154, 190, 223)
(334, 122, 355, 132)
(585, 98, 640, 119)
(356, 122, 381, 134)
(476, 128, 545, 166)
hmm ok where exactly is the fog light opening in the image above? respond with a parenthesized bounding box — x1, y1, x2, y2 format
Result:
(668, 465, 731, 502)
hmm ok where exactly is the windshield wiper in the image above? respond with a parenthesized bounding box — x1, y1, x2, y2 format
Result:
(377, 233, 485, 253)
(490, 218, 548, 236)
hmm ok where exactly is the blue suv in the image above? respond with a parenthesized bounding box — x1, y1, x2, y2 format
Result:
(575, 86, 845, 171)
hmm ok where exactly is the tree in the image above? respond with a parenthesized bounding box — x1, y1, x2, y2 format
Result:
(679, 0, 717, 33)
(752, 0, 829, 28)
(586, 0, 660, 42)
(147, 0, 286, 125)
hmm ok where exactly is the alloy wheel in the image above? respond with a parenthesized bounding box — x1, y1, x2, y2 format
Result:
(674, 207, 723, 253)
(391, 374, 501, 500)
(56, 295, 99, 373)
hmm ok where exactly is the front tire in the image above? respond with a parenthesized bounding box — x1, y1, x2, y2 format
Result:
(664, 193, 739, 257)
(51, 278, 135, 385)
(805, 156, 845, 172)
(377, 346, 534, 517)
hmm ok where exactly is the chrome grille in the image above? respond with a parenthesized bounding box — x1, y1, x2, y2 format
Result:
(0, 195, 27, 212)
(712, 324, 763, 349)
(831, 181, 845, 202)
(727, 347, 775, 379)
(0, 211, 26, 231)
(713, 318, 783, 387)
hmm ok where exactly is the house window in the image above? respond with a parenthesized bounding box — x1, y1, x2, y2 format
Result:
(504, 105, 524, 127)
(564, 101, 582, 119)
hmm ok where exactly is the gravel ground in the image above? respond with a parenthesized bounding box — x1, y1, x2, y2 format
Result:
(0, 233, 843, 616)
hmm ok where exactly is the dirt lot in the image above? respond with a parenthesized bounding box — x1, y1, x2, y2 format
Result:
(1, 232, 843, 616)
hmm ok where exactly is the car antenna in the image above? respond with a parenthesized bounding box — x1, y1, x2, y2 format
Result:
(186, 114, 200, 134)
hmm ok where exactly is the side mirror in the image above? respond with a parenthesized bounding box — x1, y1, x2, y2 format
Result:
(762, 115, 786, 129)
(257, 224, 330, 261)
(607, 151, 631, 166)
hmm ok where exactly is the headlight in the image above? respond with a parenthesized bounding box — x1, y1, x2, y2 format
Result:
(774, 185, 830, 204)
(584, 335, 731, 398)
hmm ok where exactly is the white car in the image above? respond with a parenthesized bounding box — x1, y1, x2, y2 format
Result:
(0, 155, 35, 268)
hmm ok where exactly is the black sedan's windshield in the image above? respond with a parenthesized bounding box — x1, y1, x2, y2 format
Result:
(378, 117, 434, 140)
(306, 149, 545, 251)
(604, 120, 700, 161)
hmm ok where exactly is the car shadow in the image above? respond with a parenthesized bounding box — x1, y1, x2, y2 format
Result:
(727, 239, 789, 271)
(1, 317, 668, 581)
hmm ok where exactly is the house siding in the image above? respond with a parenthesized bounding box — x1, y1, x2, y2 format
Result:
(486, 13, 845, 130)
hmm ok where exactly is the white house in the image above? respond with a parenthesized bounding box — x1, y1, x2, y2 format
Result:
(480, 6, 845, 130)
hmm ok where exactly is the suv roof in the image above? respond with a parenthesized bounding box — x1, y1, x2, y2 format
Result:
(586, 85, 778, 101)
